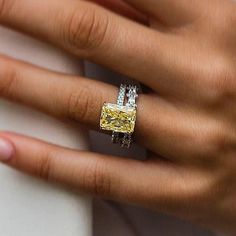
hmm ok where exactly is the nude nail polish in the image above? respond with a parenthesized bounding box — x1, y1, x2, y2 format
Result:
(0, 138, 14, 161)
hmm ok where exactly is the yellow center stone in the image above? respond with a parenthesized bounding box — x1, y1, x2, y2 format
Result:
(100, 103, 136, 134)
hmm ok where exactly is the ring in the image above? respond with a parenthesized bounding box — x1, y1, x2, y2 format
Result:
(112, 84, 127, 144)
(100, 84, 139, 148)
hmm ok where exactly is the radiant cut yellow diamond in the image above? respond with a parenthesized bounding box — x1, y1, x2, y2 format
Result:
(100, 103, 136, 134)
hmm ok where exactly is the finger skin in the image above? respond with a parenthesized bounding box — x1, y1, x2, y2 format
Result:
(89, 0, 148, 24)
(0, 55, 117, 129)
(0, 55, 227, 167)
(0, 0, 175, 89)
(0, 132, 195, 215)
(123, 0, 205, 26)
(0, 55, 179, 153)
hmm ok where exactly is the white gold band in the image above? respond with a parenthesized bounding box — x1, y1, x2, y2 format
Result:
(112, 84, 139, 148)
(112, 84, 127, 144)
(121, 85, 138, 148)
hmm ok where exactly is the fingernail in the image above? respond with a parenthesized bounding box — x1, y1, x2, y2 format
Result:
(0, 138, 14, 161)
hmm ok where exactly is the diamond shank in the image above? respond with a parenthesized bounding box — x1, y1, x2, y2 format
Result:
(100, 103, 136, 134)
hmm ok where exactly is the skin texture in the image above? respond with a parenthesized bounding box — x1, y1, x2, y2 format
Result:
(0, 0, 235, 234)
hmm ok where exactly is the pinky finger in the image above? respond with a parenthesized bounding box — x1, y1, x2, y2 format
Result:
(0, 132, 186, 211)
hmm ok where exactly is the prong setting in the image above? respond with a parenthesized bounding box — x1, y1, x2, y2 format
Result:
(100, 84, 139, 148)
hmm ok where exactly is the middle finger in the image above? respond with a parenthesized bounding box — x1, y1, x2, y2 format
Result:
(0, 0, 180, 93)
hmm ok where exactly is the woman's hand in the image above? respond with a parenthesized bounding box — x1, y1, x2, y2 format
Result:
(0, 0, 236, 234)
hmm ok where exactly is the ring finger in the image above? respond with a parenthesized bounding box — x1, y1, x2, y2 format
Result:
(0, 55, 186, 157)
(1, 55, 225, 167)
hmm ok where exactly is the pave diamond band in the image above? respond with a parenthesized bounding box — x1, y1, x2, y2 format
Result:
(121, 85, 138, 148)
(117, 84, 127, 106)
(100, 84, 139, 148)
(112, 84, 127, 144)
(126, 85, 138, 108)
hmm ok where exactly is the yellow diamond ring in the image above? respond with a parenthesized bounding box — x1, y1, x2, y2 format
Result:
(100, 84, 139, 148)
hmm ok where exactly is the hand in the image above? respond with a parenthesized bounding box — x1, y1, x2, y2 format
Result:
(0, 0, 236, 234)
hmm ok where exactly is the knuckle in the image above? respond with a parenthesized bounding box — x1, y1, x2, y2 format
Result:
(66, 86, 91, 123)
(212, 132, 232, 155)
(202, 65, 235, 107)
(191, 130, 214, 159)
(193, 124, 232, 160)
(36, 150, 53, 181)
(65, 83, 102, 125)
(86, 160, 111, 197)
(64, 4, 110, 52)
(0, 58, 17, 97)
(208, 132, 230, 158)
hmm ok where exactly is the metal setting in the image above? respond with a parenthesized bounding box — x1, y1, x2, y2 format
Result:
(100, 84, 139, 148)
(120, 85, 138, 148)
(100, 103, 136, 133)
(112, 84, 126, 143)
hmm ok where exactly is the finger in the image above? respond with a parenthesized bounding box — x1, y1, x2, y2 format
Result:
(123, 0, 204, 26)
(0, 55, 209, 163)
(0, 55, 179, 153)
(0, 0, 176, 89)
(0, 132, 203, 216)
(0, 56, 222, 167)
(89, 0, 148, 24)
(0, 55, 117, 130)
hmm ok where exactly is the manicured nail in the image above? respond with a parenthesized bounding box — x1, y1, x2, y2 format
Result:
(0, 138, 14, 161)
